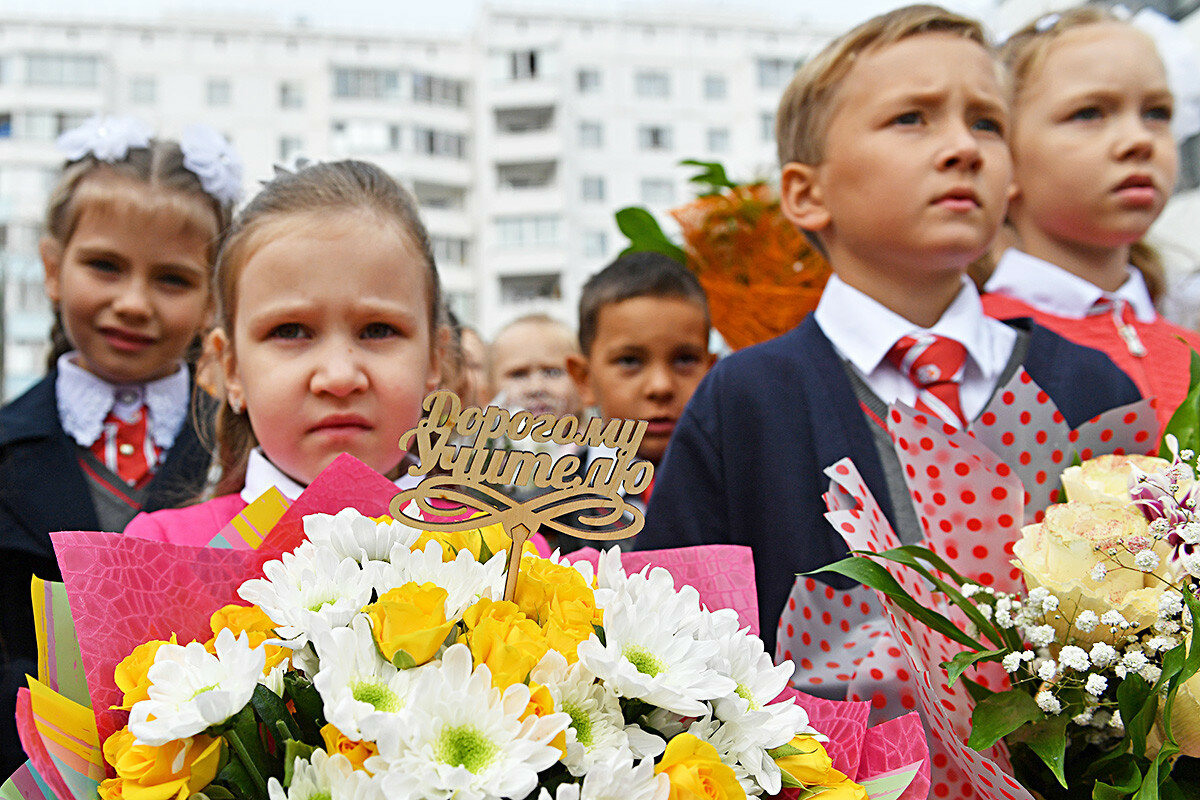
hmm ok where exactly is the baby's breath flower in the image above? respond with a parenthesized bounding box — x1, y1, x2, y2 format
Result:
(995, 609, 1015, 629)
(1036, 691, 1062, 715)
(1147, 635, 1179, 652)
(1027, 625, 1056, 648)
(1073, 708, 1095, 726)
(1038, 660, 1058, 681)
(1091, 563, 1108, 582)
(1110, 711, 1124, 732)
(1075, 610, 1099, 633)
(1041, 594, 1060, 613)
(961, 584, 982, 598)
(1059, 646, 1089, 671)
(1090, 642, 1118, 668)
(1142, 665, 1163, 684)
(1122, 651, 1149, 673)
(1002, 652, 1024, 673)
(1085, 674, 1107, 696)
(1028, 587, 1050, 606)
(1159, 592, 1184, 619)
(1134, 550, 1161, 572)
(1101, 611, 1127, 628)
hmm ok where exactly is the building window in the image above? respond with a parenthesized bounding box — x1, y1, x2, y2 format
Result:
(413, 72, 466, 107)
(634, 70, 669, 99)
(279, 80, 304, 109)
(703, 73, 726, 100)
(206, 77, 232, 106)
(432, 236, 470, 266)
(581, 175, 606, 202)
(22, 111, 86, 140)
(707, 127, 730, 153)
(129, 75, 156, 104)
(577, 68, 600, 93)
(495, 216, 560, 248)
(757, 57, 795, 89)
(509, 50, 539, 81)
(760, 111, 774, 142)
(332, 67, 401, 100)
(500, 273, 561, 303)
(579, 121, 603, 148)
(638, 125, 672, 151)
(414, 127, 467, 159)
(582, 230, 608, 258)
(279, 136, 303, 162)
(0, 113, 11, 139)
(388, 124, 402, 152)
(640, 178, 675, 205)
(26, 54, 99, 88)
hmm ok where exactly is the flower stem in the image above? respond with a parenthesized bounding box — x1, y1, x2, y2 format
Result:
(226, 727, 269, 800)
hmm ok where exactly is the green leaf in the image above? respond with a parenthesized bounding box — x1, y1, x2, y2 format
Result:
(1091, 755, 1143, 798)
(1024, 714, 1070, 789)
(680, 159, 736, 194)
(1161, 349, 1200, 459)
(283, 673, 326, 743)
(213, 759, 257, 800)
(282, 740, 317, 786)
(943, 649, 1006, 686)
(391, 649, 418, 669)
(477, 531, 494, 563)
(966, 689, 1043, 751)
(191, 788, 236, 800)
(614, 207, 687, 264)
(251, 683, 301, 742)
(1118, 674, 1157, 759)
(960, 676, 995, 705)
(1134, 755, 1162, 800)
(811, 557, 987, 650)
(592, 624, 606, 647)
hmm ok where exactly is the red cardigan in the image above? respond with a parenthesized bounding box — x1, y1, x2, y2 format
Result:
(982, 292, 1200, 435)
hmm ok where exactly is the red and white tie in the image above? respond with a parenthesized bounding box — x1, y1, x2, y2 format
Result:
(886, 333, 969, 430)
(89, 406, 161, 486)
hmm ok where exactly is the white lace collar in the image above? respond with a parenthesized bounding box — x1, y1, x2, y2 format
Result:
(55, 353, 190, 450)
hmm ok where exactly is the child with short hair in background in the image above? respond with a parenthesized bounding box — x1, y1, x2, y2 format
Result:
(123, 160, 443, 543)
(556, 251, 715, 552)
(0, 116, 240, 773)
(489, 314, 581, 418)
(638, 4, 1143, 658)
(981, 7, 1200, 436)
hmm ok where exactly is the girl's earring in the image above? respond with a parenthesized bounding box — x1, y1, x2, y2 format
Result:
(229, 396, 243, 414)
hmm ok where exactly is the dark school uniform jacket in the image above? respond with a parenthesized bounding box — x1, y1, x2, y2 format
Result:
(0, 370, 214, 775)
(636, 316, 1142, 656)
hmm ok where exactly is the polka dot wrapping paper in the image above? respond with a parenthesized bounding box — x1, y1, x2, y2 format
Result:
(776, 373, 1156, 800)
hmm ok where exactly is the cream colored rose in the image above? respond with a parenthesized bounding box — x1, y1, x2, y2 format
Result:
(1014, 501, 1170, 645)
(1061, 455, 1175, 505)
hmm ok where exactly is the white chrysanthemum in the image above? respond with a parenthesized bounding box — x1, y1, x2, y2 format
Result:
(381, 542, 506, 618)
(531, 651, 662, 776)
(239, 546, 375, 645)
(303, 509, 421, 563)
(268, 750, 380, 800)
(579, 567, 736, 716)
(129, 629, 264, 746)
(312, 615, 419, 741)
(537, 751, 670, 800)
(369, 644, 569, 800)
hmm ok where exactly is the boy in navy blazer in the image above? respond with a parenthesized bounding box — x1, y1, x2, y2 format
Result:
(637, 5, 1142, 656)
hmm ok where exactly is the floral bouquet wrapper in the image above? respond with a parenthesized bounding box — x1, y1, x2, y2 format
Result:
(6, 453, 927, 800)
(776, 369, 1156, 800)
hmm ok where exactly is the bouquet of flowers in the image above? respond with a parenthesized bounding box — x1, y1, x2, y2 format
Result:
(814, 360, 1200, 798)
(5, 455, 927, 800)
(616, 160, 830, 350)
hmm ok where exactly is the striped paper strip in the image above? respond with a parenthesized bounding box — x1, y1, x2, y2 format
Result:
(32, 580, 88, 708)
(207, 486, 291, 549)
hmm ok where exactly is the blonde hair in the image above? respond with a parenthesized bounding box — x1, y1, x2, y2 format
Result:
(210, 160, 442, 496)
(43, 141, 234, 367)
(776, 4, 990, 167)
(1002, 7, 1167, 303)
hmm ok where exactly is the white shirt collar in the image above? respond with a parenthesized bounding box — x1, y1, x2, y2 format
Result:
(985, 249, 1157, 323)
(814, 274, 1013, 381)
(240, 448, 422, 504)
(55, 353, 190, 450)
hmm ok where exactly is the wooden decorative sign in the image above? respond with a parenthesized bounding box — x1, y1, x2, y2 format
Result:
(388, 391, 653, 600)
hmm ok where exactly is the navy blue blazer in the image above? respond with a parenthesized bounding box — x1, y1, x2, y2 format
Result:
(0, 370, 213, 774)
(637, 316, 1142, 656)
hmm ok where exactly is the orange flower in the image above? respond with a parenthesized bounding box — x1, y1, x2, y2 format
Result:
(320, 724, 378, 772)
(522, 683, 567, 760)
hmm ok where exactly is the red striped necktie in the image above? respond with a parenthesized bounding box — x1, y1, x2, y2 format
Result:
(886, 333, 969, 430)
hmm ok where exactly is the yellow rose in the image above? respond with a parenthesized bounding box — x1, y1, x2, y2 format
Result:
(1014, 501, 1171, 645)
(1061, 455, 1176, 505)
(320, 724, 379, 772)
(206, 604, 290, 671)
(366, 583, 456, 666)
(655, 733, 745, 800)
(113, 636, 176, 710)
(414, 522, 513, 563)
(523, 683, 567, 760)
(460, 597, 549, 688)
(772, 735, 835, 786)
(102, 726, 221, 800)
(811, 773, 869, 800)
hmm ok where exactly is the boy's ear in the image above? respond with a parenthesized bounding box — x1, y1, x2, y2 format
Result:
(40, 237, 64, 303)
(779, 162, 831, 232)
(565, 353, 596, 407)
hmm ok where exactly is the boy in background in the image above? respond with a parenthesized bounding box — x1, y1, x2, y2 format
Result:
(560, 252, 715, 552)
(489, 314, 581, 419)
(638, 4, 1142, 656)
